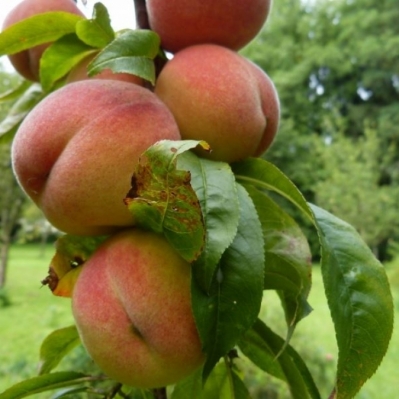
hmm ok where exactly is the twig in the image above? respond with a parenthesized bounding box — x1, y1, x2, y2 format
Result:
(152, 387, 167, 399)
(132, 0, 167, 81)
(106, 383, 123, 399)
(133, 0, 150, 29)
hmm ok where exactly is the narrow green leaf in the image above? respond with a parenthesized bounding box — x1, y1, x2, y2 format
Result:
(192, 183, 264, 381)
(38, 326, 81, 375)
(232, 158, 314, 224)
(0, 12, 84, 55)
(76, 3, 115, 48)
(239, 319, 321, 399)
(87, 29, 161, 84)
(0, 372, 93, 399)
(177, 152, 240, 292)
(244, 184, 312, 331)
(225, 367, 252, 399)
(129, 389, 155, 399)
(40, 33, 95, 92)
(48, 387, 90, 399)
(309, 204, 394, 399)
(171, 362, 250, 399)
(171, 368, 203, 399)
(124, 140, 207, 262)
(0, 84, 44, 143)
(0, 80, 32, 103)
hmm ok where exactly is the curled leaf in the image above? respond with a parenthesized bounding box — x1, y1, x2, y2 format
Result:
(42, 235, 108, 297)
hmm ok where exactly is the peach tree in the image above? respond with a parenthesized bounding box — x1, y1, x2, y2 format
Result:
(0, 1, 394, 398)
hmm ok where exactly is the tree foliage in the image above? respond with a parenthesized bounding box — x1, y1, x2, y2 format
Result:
(0, 68, 26, 288)
(242, 0, 399, 256)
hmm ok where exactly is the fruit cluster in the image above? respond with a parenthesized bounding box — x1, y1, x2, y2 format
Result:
(4, 0, 279, 389)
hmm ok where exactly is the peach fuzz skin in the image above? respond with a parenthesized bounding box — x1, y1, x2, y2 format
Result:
(155, 44, 280, 163)
(72, 229, 205, 388)
(147, 0, 271, 53)
(2, 0, 85, 81)
(11, 80, 181, 236)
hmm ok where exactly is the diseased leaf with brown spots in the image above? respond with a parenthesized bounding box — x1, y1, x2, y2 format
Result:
(124, 140, 209, 262)
(42, 235, 108, 297)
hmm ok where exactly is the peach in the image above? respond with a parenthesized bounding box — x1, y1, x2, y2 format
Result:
(2, 0, 85, 81)
(154, 44, 280, 163)
(11, 80, 181, 236)
(66, 53, 144, 86)
(71, 228, 204, 388)
(146, 0, 271, 53)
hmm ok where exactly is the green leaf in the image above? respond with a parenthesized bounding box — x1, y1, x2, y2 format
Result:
(239, 319, 321, 399)
(0, 84, 44, 144)
(232, 158, 314, 224)
(0, 372, 95, 399)
(171, 362, 251, 399)
(40, 33, 96, 92)
(309, 204, 394, 399)
(171, 368, 203, 399)
(46, 386, 90, 399)
(128, 389, 155, 399)
(0, 12, 84, 55)
(244, 184, 312, 332)
(177, 152, 240, 292)
(124, 140, 207, 262)
(76, 3, 115, 48)
(192, 183, 264, 381)
(38, 326, 81, 375)
(87, 29, 161, 84)
(0, 80, 32, 103)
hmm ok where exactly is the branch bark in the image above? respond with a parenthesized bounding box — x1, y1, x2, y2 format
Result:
(134, 0, 150, 29)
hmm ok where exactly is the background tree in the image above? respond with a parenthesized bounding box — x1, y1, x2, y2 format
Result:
(0, 66, 26, 288)
(242, 0, 399, 257)
(314, 126, 399, 256)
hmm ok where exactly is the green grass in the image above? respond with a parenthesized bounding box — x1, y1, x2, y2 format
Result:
(0, 244, 75, 393)
(0, 244, 398, 398)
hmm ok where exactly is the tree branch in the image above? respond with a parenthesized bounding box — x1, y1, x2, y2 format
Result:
(134, 0, 150, 29)
(133, 0, 167, 81)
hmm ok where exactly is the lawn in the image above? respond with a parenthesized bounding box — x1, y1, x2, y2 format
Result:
(0, 244, 398, 398)
(0, 244, 75, 393)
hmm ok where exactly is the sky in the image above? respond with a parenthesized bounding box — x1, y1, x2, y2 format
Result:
(0, 0, 137, 71)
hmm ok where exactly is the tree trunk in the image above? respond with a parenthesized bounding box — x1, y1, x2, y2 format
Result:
(0, 196, 25, 288)
(0, 236, 11, 288)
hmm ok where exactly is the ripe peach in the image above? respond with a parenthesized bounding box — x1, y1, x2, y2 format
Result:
(154, 44, 280, 163)
(72, 228, 204, 388)
(11, 80, 181, 236)
(146, 0, 271, 53)
(2, 0, 85, 81)
(66, 53, 144, 86)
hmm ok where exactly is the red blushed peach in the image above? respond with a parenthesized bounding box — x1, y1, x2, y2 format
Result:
(2, 0, 85, 81)
(11, 80, 181, 236)
(154, 44, 280, 163)
(147, 0, 271, 53)
(72, 228, 205, 388)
